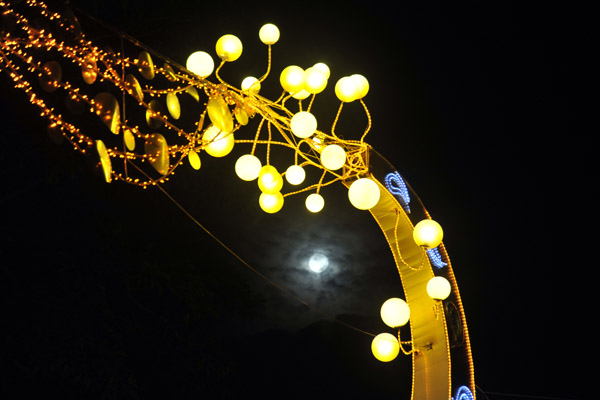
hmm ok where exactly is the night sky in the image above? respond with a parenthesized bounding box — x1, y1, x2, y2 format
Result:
(0, 0, 587, 399)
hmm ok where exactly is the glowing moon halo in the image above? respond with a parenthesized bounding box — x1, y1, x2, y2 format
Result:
(308, 253, 329, 274)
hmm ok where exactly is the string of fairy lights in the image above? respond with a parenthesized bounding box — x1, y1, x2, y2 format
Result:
(1, 2, 471, 394)
(0, 0, 377, 215)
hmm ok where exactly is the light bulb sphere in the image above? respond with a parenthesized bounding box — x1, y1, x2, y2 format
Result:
(305, 193, 325, 213)
(351, 74, 369, 99)
(186, 51, 214, 78)
(304, 67, 328, 94)
(348, 178, 380, 210)
(380, 298, 410, 328)
(259, 192, 284, 214)
(427, 276, 451, 300)
(371, 333, 400, 362)
(280, 65, 306, 94)
(290, 111, 317, 138)
(335, 76, 359, 102)
(202, 125, 235, 157)
(320, 144, 346, 170)
(241, 76, 261, 93)
(413, 219, 444, 249)
(285, 165, 306, 185)
(235, 154, 262, 181)
(312, 62, 330, 79)
(258, 165, 283, 194)
(215, 34, 243, 62)
(259, 23, 280, 45)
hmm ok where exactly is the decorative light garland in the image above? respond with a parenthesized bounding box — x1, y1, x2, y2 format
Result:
(0, 1, 476, 398)
(0, 0, 376, 209)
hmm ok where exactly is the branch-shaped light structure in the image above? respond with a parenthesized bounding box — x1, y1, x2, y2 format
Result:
(0, 0, 378, 215)
(0, 2, 476, 399)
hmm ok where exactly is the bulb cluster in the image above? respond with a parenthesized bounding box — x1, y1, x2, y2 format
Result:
(0, 0, 381, 214)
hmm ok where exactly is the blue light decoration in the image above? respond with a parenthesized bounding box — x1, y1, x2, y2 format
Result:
(452, 385, 475, 400)
(426, 247, 448, 269)
(384, 172, 411, 212)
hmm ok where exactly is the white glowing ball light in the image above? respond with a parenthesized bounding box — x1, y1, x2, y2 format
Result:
(290, 111, 317, 138)
(320, 144, 346, 170)
(280, 65, 305, 94)
(215, 34, 243, 62)
(202, 125, 234, 157)
(427, 276, 451, 300)
(413, 219, 444, 249)
(335, 76, 360, 102)
(304, 67, 328, 94)
(351, 74, 369, 99)
(371, 333, 400, 362)
(312, 62, 330, 79)
(380, 298, 410, 328)
(186, 51, 214, 78)
(259, 23, 280, 45)
(235, 154, 262, 181)
(241, 76, 261, 93)
(258, 165, 283, 194)
(305, 193, 325, 213)
(259, 192, 284, 214)
(285, 165, 305, 185)
(348, 178, 380, 210)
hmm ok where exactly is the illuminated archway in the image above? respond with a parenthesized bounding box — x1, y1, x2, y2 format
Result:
(0, 1, 475, 398)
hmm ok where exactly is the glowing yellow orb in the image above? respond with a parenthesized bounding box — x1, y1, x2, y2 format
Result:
(304, 67, 328, 94)
(312, 62, 330, 79)
(280, 65, 305, 94)
(186, 51, 214, 78)
(259, 192, 284, 214)
(335, 76, 359, 102)
(258, 165, 283, 194)
(348, 178, 380, 210)
(235, 154, 262, 181)
(285, 165, 305, 185)
(290, 111, 317, 138)
(320, 144, 346, 170)
(215, 34, 243, 62)
(380, 298, 410, 328)
(202, 125, 235, 157)
(241, 76, 261, 93)
(305, 193, 325, 213)
(351, 74, 369, 99)
(427, 276, 451, 300)
(259, 23, 280, 45)
(413, 219, 444, 249)
(371, 333, 400, 362)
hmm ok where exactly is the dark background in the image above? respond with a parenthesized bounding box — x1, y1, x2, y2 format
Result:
(0, 0, 588, 399)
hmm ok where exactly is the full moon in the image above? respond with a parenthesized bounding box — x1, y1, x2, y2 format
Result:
(308, 253, 329, 274)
